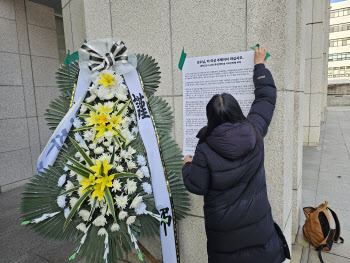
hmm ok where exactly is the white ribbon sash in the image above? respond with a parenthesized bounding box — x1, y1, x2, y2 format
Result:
(124, 69, 179, 263)
(36, 67, 91, 173)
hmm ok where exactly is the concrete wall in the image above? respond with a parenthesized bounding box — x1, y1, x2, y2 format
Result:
(0, 0, 59, 192)
(303, 0, 330, 146)
(61, 0, 330, 261)
(327, 83, 350, 106)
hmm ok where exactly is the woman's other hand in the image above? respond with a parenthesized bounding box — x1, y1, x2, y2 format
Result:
(254, 45, 267, 65)
(183, 155, 193, 164)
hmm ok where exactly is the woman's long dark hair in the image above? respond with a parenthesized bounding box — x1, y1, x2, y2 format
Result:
(198, 93, 248, 143)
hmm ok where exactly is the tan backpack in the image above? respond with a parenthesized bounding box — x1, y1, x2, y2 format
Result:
(303, 201, 344, 263)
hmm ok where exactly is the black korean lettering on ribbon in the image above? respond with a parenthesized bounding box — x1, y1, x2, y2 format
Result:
(46, 128, 68, 157)
(132, 93, 150, 120)
(160, 207, 172, 236)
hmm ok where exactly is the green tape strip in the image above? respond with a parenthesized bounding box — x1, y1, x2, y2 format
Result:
(138, 251, 144, 261)
(21, 221, 31, 225)
(69, 252, 77, 260)
(178, 47, 187, 70)
(250, 44, 271, 60)
(63, 50, 79, 65)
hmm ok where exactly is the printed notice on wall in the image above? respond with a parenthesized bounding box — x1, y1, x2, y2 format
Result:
(182, 51, 255, 156)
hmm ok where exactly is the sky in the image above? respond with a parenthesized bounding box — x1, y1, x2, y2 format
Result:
(331, 0, 346, 3)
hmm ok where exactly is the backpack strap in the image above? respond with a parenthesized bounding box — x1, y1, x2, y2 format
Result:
(327, 207, 344, 244)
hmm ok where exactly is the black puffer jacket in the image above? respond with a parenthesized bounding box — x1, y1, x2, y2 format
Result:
(182, 64, 290, 263)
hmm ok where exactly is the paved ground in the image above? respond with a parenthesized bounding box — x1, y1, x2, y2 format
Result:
(1, 107, 350, 263)
(292, 107, 350, 263)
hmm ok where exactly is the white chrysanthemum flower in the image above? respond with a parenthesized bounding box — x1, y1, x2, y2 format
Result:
(76, 223, 87, 232)
(124, 116, 131, 123)
(115, 194, 128, 209)
(70, 197, 78, 208)
(69, 170, 76, 177)
(112, 179, 122, 192)
(135, 202, 147, 215)
(102, 139, 112, 147)
(141, 166, 150, 178)
(93, 215, 107, 226)
(63, 166, 69, 172)
(77, 175, 83, 182)
(78, 187, 85, 197)
(136, 169, 144, 180)
(105, 92, 115, 100)
(64, 207, 70, 218)
(130, 195, 143, 209)
(65, 180, 74, 196)
(111, 222, 120, 232)
(131, 127, 138, 136)
(120, 150, 130, 160)
(88, 197, 100, 208)
(97, 87, 110, 99)
(137, 155, 147, 166)
(116, 103, 125, 111)
(127, 146, 136, 155)
(114, 75, 123, 84)
(75, 151, 82, 158)
(83, 129, 95, 142)
(80, 105, 88, 114)
(114, 155, 121, 162)
(115, 89, 128, 101)
(127, 160, 136, 170)
(98, 153, 111, 163)
(108, 146, 114, 153)
(116, 165, 124, 173)
(100, 202, 109, 216)
(89, 143, 97, 150)
(58, 174, 66, 187)
(119, 211, 128, 220)
(104, 101, 114, 109)
(95, 137, 104, 144)
(97, 228, 108, 236)
(85, 94, 97, 103)
(94, 146, 104, 155)
(142, 182, 152, 195)
(73, 118, 83, 128)
(125, 179, 137, 195)
(57, 194, 66, 208)
(126, 216, 136, 225)
(121, 122, 129, 130)
(125, 131, 135, 145)
(79, 210, 90, 221)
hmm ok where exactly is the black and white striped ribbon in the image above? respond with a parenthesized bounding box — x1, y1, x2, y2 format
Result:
(80, 41, 128, 72)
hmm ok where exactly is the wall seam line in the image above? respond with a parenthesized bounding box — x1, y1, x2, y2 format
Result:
(168, 0, 176, 142)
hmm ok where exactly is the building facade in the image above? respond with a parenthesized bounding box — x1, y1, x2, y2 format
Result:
(328, 0, 350, 106)
(0, 0, 331, 262)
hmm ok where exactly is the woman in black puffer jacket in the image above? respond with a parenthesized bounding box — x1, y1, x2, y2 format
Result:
(182, 46, 290, 263)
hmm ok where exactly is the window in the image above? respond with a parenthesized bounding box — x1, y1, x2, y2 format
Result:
(328, 68, 333, 78)
(331, 11, 335, 18)
(333, 67, 339, 78)
(330, 40, 337, 47)
(342, 24, 347, 31)
(342, 39, 347, 46)
(346, 66, 350, 77)
(340, 66, 346, 77)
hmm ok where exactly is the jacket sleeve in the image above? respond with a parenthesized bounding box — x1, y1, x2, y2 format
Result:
(247, 63, 277, 137)
(181, 145, 210, 195)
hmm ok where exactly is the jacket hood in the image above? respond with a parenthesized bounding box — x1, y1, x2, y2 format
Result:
(204, 122, 256, 160)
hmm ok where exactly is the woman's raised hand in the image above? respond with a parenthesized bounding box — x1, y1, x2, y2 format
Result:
(254, 45, 267, 65)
